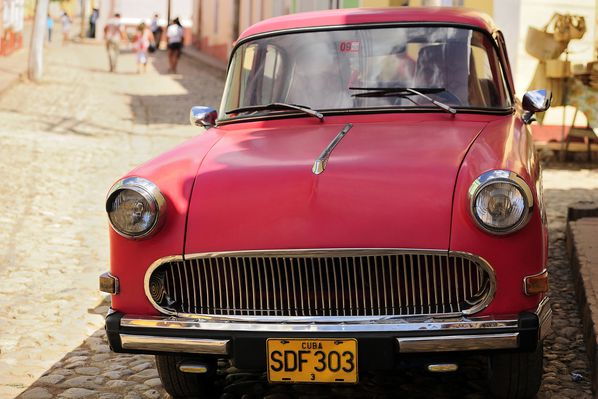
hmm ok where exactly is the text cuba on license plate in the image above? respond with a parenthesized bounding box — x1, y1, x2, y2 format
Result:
(267, 338, 358, 383)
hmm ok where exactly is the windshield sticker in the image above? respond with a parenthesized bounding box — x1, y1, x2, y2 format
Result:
(339, 41, 360, 53)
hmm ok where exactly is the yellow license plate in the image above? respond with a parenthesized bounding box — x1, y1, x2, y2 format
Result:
(266, 338, 358, 383)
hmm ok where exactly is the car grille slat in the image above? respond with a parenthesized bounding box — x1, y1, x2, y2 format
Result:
(148, 251, 494, 317)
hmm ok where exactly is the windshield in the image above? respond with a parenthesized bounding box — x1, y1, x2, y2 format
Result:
(220, 26, 512, 120)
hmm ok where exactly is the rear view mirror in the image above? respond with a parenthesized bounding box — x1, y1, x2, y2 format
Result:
(522, 90, 551, 124)
(190, 106, 218, 128)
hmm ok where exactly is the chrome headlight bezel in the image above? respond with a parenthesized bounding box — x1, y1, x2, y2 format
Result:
(468, 170, 534, 235)
(106, 177, 167, 240)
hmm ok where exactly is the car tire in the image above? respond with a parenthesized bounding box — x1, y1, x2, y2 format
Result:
(155, 355, 217, 398)
(488, 343, 543, 399)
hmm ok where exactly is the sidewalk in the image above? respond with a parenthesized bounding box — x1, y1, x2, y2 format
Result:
(566, 202, 598, 394)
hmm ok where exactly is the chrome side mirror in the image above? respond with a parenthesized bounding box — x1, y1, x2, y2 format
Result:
(190, 106, 218, 128)
(522, 90, 552, 124)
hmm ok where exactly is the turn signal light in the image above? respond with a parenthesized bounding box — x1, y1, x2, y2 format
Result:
(524, 270, 549, 295)
(99, 272, 120, 294)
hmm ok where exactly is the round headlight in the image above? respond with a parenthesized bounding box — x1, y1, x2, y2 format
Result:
(106, 177, 166, 239)
(469, 170, 533, 235)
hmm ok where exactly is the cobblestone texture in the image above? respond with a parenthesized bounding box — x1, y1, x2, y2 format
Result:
(0, 41, 596, 398)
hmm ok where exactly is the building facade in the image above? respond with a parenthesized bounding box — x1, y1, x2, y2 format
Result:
(191, 0, 597, 130)
(1, 0, 24, 56)
(190, 0, 496, 65)
(94, 0, 193, 42)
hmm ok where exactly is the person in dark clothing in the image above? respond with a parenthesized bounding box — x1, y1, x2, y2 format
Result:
(150, 14, 163, 49)
(89, 8, 99, 38)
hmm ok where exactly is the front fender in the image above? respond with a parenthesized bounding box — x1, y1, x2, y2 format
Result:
(450, 115, 548, 316)
(109, 130, 224, 315)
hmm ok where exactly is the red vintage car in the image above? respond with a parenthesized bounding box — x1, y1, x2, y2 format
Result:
(101, 7, 552, 399)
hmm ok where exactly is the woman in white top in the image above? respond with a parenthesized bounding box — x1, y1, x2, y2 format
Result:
(166, 18, 184, 73)
(61, 12, 71, 44)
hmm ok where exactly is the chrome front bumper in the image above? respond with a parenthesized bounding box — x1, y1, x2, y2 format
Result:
(107, 297, 551, 357)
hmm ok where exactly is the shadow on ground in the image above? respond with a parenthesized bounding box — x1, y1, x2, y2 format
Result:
(128, 50, 225, 127)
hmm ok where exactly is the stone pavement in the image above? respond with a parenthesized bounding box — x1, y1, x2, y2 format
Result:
(0, 38, 596, 399)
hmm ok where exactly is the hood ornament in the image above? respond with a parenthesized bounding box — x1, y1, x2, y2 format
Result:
(312, 123, 353, 175)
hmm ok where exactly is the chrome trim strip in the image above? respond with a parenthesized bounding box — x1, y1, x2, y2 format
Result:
(121, 314, 519, 333)
(312, 123, 353, 175)
(217, 107, 514, 126)
(143, 249, 496, 320)
(120, 334, 229, 355)
(467, 170, 534, 235)
(397, 333, 519, 353)
(105, 177, 167, 240)
(118, 298, 549, 336)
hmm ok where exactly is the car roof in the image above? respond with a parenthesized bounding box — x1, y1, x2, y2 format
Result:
(238, 7, 498, 41)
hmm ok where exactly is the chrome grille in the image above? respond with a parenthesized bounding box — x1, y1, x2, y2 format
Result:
(146, 250, 494, 317)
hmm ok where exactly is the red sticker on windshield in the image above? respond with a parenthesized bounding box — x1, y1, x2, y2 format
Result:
(339, 41, 360, 52)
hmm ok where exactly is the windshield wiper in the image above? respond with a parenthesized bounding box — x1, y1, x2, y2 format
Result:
(349, 87, 457, 115)
(226, 102, 324, 121)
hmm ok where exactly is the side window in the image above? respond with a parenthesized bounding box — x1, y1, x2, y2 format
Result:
(495, 31, 515, 95)
(472, 46, 493, 81)
(238, 44, 285, 106)
(223, 43, 286, 112)
(469, 45, 498, 107)
(239, 44, 257, 105)
(467, 32, 512, 108)
(260, 45, 284, 104)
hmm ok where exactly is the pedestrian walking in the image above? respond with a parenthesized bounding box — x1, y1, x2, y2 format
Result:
(104, 13, 127, 72)
(166, 17, 184, 73)
(61, 12, 72, 44)
(47, 14, 54, 43)
(133, 22, 154, 74)
(150, 14, 162, 50)
(89, 8, 99, 38)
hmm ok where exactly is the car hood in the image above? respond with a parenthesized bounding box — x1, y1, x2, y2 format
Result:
(184, 117, 487, 254)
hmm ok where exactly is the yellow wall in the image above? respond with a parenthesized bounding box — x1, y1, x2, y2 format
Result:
(24, 0, 35, 18)
(463, 0, 492, 15)
(59, 0, 78, 15)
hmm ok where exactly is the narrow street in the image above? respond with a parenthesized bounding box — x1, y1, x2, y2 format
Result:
(0, 41, 224, 398)
(0, 40, 596, 399)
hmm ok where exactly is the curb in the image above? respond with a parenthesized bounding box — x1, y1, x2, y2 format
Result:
(565, 201, 598, 394)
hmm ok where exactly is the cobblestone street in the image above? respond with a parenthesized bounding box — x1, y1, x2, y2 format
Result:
(0, 41, 597, 399)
